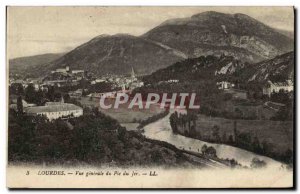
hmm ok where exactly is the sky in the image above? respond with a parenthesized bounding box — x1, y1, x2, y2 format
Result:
(7, 6, 294, 59)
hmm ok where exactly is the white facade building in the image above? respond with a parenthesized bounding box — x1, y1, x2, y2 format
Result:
(25, 103, 83, 121)
(217, 81, 235, 90)
(263, 80, 294, 97)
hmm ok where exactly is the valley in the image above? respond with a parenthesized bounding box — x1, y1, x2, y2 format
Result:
(8, 10, 294, 170)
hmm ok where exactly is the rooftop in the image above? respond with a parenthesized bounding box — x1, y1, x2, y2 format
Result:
(268, 80, 293, 87)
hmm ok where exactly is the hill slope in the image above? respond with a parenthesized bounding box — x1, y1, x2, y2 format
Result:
(9, 53, 64, 77)
(12, 11, 294, 78)
(247, 51, 294, 82)
(143, 52, 294, 85)
(29, 34, 185, 77)
(143, 11, 293, 63)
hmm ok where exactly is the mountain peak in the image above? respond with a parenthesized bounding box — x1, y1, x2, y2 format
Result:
(112, 33, 135, 38)
(144, 11, 293, 62)
(191, 11, 231, 19)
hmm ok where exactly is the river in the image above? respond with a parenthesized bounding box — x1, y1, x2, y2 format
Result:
(143, 109, 285, 169)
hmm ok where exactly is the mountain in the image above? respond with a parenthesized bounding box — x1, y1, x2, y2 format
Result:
(247, 51, 294, 82)
(29, 34, 185, 77)
(143, 52, 294, 85)
(9, 53, 64, 76)
(13, 11, 294, 78)
(277, 29, 294, 39)
(143, 55, 247, 84)
(143, 11, 294, 63)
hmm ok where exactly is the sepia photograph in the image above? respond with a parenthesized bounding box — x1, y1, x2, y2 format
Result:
(6, 6, 295, 188)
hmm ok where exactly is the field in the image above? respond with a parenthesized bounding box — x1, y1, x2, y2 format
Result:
(194, 114, 293, 154)
(79, 97, 163, 123)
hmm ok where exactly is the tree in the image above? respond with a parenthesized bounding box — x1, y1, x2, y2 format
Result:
(201, 144, 208, 155)
(222, 132, 227, 143)
(203, 146, 217, 158)
(212, 125, 221, 142)
(237, 132, 252, 148)
(250, 157, 267, 168)
(233, 120, 238, 143)
(150, 150, 164, 164)
(169, 111, 178, 133)
(24, 84, 35, 103)
(10, 83, 24, 95)
(63, 93, 71, 102)
(228, 135, 234, 144)
(17, 96, 23, 114)
(252, 136, 262, 153)
(261, 140, 273, 155)
(47, 86, 55, 101)
(270, 90, 291, 104)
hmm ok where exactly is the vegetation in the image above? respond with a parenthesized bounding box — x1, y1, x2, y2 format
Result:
(8, 108, 194, 167)
(250, 158, 267, 169)
(170, 111, 197, 135)
(201, 144, 217, 158)
(137, 110, 169, 129)
(270, 91, 293, 121)
(169, 112, 293, 165)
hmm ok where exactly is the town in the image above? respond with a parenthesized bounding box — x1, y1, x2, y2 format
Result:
(8, 63, 294, 123)
(9, 65, 144, 120)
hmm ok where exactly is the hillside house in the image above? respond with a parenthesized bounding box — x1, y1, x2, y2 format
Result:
(262, 80, 293, 97)
(217, 81, 235, 90)
(51, 66, 70, 73)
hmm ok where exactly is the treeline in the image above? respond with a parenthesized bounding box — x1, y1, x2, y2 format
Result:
(9, 80, 115, 105)
(8, 108, 191, 167)
(270, 91, 293, 121)
(169, 111, 197, 135)
(169, 112, 293, 165)
(137, 110, 169, 129)
(9, 108, 122, 164)
(10, 83, 83, 108)
(199, 105, 259, 120)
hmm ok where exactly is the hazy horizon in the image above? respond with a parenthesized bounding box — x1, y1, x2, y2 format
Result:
(7, 6, 294, 59)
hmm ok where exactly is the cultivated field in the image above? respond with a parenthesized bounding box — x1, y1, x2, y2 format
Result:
(194, 114, 293, 154)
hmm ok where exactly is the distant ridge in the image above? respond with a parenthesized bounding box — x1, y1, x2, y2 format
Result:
(143, 11, 293, 63)
(9, 53, 65, 77)
(10, 11, 294, 78)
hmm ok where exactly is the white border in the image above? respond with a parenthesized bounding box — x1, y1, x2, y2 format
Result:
(0, 0, 298, 193)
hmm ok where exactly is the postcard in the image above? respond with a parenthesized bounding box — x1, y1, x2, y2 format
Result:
(6, 6, 294, 188)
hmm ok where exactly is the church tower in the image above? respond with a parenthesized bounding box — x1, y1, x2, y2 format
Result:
(131, 67, 136, 79)
(61, 96, 64, 104)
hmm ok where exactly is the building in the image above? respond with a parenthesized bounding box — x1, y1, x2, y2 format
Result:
(131, 67, 137, 81)
(217, 81, 235, 90)
(263, 80, 293, 97)
(91, 78, 106, 85)
(24, 102, 83, 121)
(68, 89, 83, 99)
(87, 91, 117, 99)
(71, 70, 84, 74)
(10, 99, 36, 111)
(51, 66, 70, 74)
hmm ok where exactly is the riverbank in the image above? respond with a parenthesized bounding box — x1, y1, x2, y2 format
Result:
(143, 111, 286, 169)
(171, 111, 293, 165)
